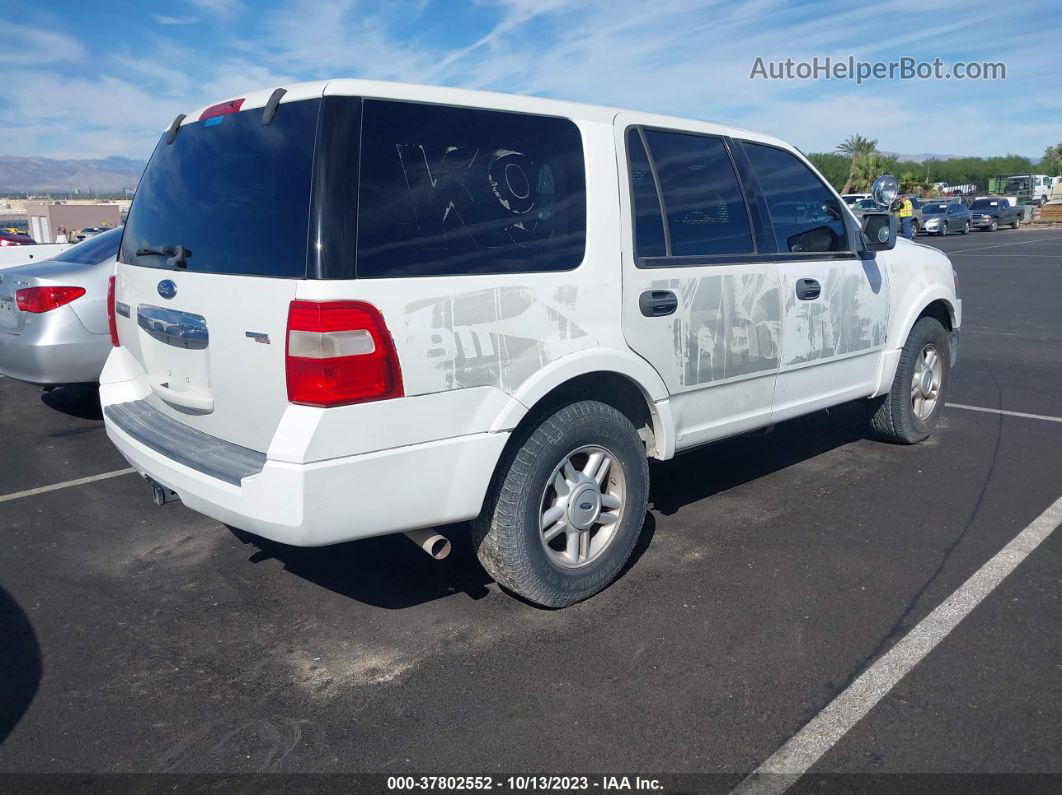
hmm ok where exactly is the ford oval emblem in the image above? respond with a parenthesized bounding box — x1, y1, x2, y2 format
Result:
(157, 280, 177, 300)
(579, 502, 593, 511)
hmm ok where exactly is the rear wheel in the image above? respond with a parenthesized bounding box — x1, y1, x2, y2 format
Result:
(473, 400, 650, 607)
(867, 316, 950, 444)
(1011, 216, 1021, 229)
(961, 221, 970, 235)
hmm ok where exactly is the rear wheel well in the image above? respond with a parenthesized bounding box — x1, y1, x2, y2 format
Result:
(513, 372, 658, 459)
(917, 300, 953, 333)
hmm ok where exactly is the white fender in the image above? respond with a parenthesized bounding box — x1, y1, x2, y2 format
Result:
(488, 347, 677, 459)
(873, 287, 960, 396)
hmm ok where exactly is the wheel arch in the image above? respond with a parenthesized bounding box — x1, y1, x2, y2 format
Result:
(893, 291, 958, 351)
(489, 348, 676, 460)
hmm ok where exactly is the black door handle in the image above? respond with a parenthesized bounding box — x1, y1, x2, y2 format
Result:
(796, 278, 821, 301)
(639, 290, 678, 317)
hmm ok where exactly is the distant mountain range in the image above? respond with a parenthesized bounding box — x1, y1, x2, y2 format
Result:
(0, 156, 146, 193)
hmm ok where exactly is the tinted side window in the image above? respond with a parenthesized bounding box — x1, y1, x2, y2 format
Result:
(356, 100, 586, 278)
(626, 129, 666, 258)
(643, 130, 753, 257)
(741, 142, 850, 254)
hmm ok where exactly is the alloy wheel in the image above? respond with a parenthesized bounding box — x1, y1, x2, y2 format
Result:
(539, 445, 626, 568)
(911, 343, 943, 420)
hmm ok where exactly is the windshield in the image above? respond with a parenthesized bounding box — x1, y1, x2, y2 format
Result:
(970, 199, 998, 208)
(922, 203, 949, 213)
(854, 199, 878, 209)
(120, 98, 320, 277)
(53, 226, 122, 264)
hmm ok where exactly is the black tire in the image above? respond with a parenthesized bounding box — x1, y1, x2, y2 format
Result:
(472, 400, 650, 608)
(940, 222, 948, 237)
(989, 219, 998, 232)
(1011, 217, 1021, 229)
(912, 220, 920, 236)
(867, 316, 951, 444)
(961, 221, 970, 235)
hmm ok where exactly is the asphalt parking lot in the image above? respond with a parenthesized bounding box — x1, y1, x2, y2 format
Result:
(1, 228, 1060, 787)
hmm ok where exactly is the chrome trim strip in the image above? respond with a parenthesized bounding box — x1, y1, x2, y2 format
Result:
(137, 305, 208, 350)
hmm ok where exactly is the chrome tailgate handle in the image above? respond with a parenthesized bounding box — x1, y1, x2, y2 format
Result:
(137, 305, 209, 350)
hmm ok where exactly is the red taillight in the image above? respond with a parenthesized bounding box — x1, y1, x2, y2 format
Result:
(107, 276, 119, 346)
(15, 286, 86, 313)
(199, 98, 245, 121)
(285, 300, 404, 407)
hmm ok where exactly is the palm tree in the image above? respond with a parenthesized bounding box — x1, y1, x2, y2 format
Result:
(837, 134, 879, 193)
(899, 172, 927, 194)
(848, 152, 885, 193)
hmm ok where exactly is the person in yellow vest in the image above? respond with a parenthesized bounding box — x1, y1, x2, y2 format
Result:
(896, 193, 915, 239)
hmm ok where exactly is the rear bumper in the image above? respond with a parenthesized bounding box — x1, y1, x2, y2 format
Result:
(103, 399, 509, 547)
(0, 310, 109, 385)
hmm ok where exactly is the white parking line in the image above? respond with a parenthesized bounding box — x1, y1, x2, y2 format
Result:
(732, 492, 1062, 795)
(944, 234, 1062, 255)
(947, 403, 1062, 424)
(0, 468, 136, 504)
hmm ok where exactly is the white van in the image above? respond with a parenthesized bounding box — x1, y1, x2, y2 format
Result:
(101, 80, 961, 607)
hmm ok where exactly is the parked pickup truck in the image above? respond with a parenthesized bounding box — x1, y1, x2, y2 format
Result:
(101, 79, 962, 607)
(968, 197, 1022, 231)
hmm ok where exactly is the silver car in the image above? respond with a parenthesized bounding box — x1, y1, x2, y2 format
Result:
(0, 227, 121, 385)
(920, 201, 971, 236)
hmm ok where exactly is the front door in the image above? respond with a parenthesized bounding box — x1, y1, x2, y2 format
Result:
(732, 141, 888, 422)
(615, 119, 782, 450)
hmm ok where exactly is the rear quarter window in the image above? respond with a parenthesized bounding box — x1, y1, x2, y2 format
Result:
(355, 100, 586, 278)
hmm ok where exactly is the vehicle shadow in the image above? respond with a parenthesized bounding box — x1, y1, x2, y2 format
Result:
(225, 403, 867, 610)
(39, 384, 103, 421)
(648, 400, 869, 516)
(0, 583, 42, 745)
(227, 523, 496, 610)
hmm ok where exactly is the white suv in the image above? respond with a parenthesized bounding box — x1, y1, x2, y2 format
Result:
(102, 80, 961, 607)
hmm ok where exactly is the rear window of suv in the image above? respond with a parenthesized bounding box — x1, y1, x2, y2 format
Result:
(120, 99, 320, 278)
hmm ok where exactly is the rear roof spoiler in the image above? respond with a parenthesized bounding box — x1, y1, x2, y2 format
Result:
(165, 114, 186, 145)
(262, 88, 287, 126)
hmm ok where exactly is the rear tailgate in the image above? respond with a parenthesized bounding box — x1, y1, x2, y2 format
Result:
(114, 267, 296, 452)
(114, 90, 322, 454)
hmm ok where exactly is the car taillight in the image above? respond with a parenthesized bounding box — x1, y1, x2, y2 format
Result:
(286, 300, 404, 407)
(107, 276, 119, 346)
(15, 286, 86, 313)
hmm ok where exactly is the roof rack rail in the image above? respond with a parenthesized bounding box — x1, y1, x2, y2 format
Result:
(262, 88, 287, 126)
(165, 114, 187, 145)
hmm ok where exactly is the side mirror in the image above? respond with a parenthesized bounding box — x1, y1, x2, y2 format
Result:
(871, 174, 899, 208)
(862, 212, 897, 251)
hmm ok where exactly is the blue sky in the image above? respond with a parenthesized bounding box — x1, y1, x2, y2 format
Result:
(1, 0, 1059, 161)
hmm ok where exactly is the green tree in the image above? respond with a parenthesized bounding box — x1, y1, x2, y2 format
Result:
(836, 134, 879, 193)
(807, 152, 850, 191)
(1041, 143, 1062, 176)
(847, 151, 887, 192)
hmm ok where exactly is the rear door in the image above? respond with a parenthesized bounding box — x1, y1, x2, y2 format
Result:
(615, 119, 781, 449)
(734, 141, 888, 422)
(115, 95, 322, 453)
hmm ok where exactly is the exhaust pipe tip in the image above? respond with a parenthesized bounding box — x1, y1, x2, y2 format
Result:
(403, 528, 451, 560)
